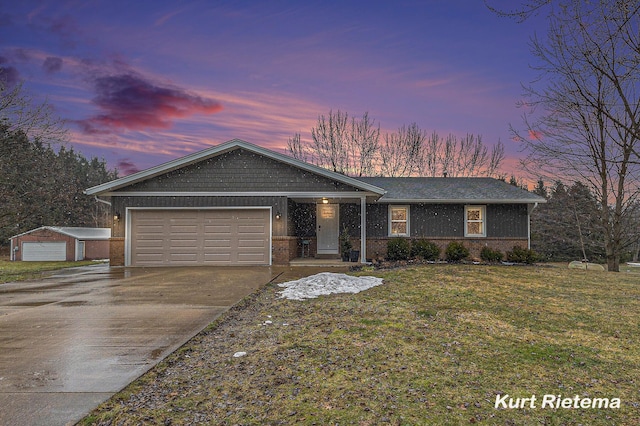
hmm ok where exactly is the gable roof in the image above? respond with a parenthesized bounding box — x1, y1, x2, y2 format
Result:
(10, 227, 111, 240)
(85, 139, 386, 196)
(357, 177, 546, 203)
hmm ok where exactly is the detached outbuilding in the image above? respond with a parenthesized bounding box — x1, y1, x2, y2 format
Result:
(9, 227, 111, 262)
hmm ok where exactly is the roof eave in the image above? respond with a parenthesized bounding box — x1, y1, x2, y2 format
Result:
(375, 198, 547, 204)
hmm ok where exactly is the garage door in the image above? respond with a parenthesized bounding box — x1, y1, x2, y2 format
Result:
(130, 209, 270, 266)
(22, 242, 67, 261)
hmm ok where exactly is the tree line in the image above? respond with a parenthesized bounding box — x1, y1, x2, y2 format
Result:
(0, 81, 116, 247)
(530, 180, 640, 263)
(287, 110, 505, 178)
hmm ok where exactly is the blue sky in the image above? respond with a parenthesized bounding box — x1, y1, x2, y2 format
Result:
(1, 0, 546, 175)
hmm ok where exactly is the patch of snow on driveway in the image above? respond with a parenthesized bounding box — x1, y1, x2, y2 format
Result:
(277, 272, 384, 300)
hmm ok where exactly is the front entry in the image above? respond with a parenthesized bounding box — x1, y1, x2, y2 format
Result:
(316, 204, 339, 254)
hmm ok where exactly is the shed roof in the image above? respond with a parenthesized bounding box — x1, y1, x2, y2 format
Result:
(357, 177, 546, 203)
(10, 227, 111, 240)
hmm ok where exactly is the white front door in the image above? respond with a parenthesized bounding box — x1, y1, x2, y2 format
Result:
(317, 204, 339, 254)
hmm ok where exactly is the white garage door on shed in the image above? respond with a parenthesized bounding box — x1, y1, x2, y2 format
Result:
(129, 209, 271, 266)
(22, 242, 67, 261)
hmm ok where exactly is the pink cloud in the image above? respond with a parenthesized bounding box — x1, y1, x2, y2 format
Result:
(116, 158, 140, 175)
(528, 129, 543, 140)
(76, 73, 223, 134)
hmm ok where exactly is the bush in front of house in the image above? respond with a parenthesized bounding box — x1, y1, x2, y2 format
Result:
(445, 241, 470, 262)
(387, 238, 411, 261)
(411, 239, 440, 261)
(480, 246, 503, 262)
(506, 246, 538, 264)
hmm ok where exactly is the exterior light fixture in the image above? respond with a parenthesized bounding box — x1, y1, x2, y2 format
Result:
(275, 212, 282, 220)
(114, 212, 121, 223)
(322, 198, 329, 204)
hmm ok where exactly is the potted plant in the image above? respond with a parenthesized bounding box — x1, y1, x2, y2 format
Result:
(340, 226, 352, 261)
(349, 248, 360, 262)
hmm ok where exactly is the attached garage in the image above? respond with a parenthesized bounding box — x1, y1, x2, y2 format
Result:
(128, 208, 271, 266)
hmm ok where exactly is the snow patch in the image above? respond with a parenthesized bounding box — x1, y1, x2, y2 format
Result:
(277, 272, 384, 300)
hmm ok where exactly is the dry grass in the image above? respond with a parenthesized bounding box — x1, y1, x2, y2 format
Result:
(83, 264, 639, 425)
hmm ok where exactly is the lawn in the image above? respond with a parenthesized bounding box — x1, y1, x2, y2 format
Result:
(0, 259, 101, 284)
(83, 264, 639, 425)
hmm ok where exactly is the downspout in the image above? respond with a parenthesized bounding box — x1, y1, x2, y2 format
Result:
(360, 196, 367, 263)
(528, 202, 539, 249)
(94, 196, 111, 207)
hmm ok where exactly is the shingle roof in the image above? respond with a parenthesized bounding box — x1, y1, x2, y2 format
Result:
(356, 177, 546, 203)
(10, 227, 111, 240)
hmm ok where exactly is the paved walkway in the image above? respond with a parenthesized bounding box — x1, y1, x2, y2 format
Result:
(0, 265, 279, 426)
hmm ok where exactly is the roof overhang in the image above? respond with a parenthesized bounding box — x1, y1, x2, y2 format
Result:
(375, 198, 547, 204)
(85, 139, 386, 196)
(9, 226, 111, 241)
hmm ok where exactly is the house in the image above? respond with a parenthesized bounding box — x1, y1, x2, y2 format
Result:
(84, 139, 546, 267)
(10, 227, 111, 262)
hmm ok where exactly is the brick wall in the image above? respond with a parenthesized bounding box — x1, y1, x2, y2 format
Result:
(272, 236, 318, 264)
(357, 237, 529, 262)
(109, 238, 125, 266)
(84, 240, 110, 260)
(12, 229, 75, 261)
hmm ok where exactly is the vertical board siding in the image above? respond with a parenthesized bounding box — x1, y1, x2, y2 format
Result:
(364, 203, 527, 239)
(487, 204, 528, 238)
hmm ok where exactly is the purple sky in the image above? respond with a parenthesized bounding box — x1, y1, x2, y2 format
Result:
(2, 1, 546, 176)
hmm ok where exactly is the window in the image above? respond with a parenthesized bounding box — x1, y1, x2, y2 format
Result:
(389, 205, 409, 236)
(465, 206, 486, 237)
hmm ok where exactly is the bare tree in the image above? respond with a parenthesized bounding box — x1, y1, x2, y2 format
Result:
(0, 78, 67, 145)
(348, 112, 380, 177)
(288, 111, 504, 178)
(379, 123, 426, 177)
(422, 132, 504, 177)
(286, 133, 310, 164)
(288, 110, 380, 176)
(484, 0, 551, 23)
(513, 0, 640, 271)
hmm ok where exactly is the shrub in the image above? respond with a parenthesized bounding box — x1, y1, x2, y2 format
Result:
(506, 246, 538, 264)
(480, 246, 503, 262)
(445, 241, 470, 262)
(387, 238, 411, 261)
(411, 239, 440, 261)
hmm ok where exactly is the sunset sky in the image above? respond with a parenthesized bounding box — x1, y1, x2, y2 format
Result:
(2, 0, 547, 176)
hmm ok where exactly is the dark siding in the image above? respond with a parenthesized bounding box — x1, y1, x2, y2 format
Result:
(363, 203, 527, 239)
(112, 196, 287, 237)
(366, 204, 388, 238)
(118, 148, 361, 193)
(487, 204, 528, 238)
(411, 204, 464, 237)
(290, 202, 316, 238)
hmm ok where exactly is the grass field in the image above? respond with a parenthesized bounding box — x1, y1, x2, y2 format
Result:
(0, 259, 102, 284)
(83, 264, 639, 425)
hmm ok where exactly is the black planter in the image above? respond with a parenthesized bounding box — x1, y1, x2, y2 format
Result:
(342, 252, 350, 262)
(349, 250, 360, 262)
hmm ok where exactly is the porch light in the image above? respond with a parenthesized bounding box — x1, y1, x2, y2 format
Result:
(275, 212, 282, 220)
(114, 212, 121, 223)
(322, 198, 329, 204)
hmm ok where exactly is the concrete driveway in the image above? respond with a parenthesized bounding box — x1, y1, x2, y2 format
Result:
(0, 264, 280, 426)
